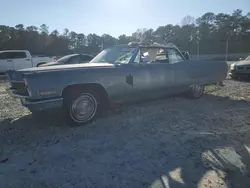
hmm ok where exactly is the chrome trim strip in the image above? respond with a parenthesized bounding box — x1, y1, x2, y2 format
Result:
(24, 98, 63, 105)
(12, 93, 30, 98)
(10, 81, 25, 83)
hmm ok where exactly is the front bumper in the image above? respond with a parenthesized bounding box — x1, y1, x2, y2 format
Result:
(22, 98, 63, 111)
(7, 88, 63, 111)
(229, 70, 250, 79)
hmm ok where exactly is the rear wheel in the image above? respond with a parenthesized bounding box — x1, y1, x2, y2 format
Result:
(186, 84, 205, 99)
(64, 89, 100, 125)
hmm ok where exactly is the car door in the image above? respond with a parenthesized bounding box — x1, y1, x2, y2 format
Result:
(121, 48, 176, 101)
(0, 52, 14, 73)
(166, 48, 191, 92)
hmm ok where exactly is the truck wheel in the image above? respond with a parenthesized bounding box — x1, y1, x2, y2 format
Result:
(187, 84, 204, 99)
(64, 90, 100, 125)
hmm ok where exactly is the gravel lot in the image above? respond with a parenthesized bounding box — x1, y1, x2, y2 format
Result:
(1, 78, 250, 188)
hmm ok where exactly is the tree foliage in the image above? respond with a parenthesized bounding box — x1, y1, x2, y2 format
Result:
(0, 10, 249, 56)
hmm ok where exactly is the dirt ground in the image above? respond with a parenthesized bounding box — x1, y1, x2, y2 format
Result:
(1, 78, 250, 188)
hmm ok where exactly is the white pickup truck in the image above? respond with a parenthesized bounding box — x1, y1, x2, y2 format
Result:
(0, 50, 55, 74)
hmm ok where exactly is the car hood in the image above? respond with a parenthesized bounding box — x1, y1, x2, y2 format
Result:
(19, 63, 115, 73)
(235, 60, 250, 66)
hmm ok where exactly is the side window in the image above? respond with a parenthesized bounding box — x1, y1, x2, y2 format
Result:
(155, 48, 169, 63)
(5, 52, 27, 59)
(167, 48, 184, 64)
(68, 56, 81, 64)
(140, 48, 169, 63)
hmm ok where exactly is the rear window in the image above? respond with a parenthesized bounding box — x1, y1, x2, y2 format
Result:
(0, 52, 27, 59)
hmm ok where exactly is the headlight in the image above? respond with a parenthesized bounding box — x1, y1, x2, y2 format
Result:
(230, 63, 235, 70)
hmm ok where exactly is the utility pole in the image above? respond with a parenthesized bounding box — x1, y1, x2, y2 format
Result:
(225, 36, 229, 62)
(225, 30, 233, 62)
(197, 41, 200, 60)
(196, 29, 200, 60)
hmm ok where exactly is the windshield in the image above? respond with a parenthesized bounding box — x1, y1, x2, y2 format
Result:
(245, 55, 250, 60)
(89, 46, 137, 64)
(57, 54, 77, 64)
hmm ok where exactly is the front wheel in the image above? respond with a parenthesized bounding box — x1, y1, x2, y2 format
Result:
(64, 90, 100, 125)
(186, 84, 205, 99)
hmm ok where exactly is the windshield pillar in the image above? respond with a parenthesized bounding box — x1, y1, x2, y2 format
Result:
(128, 47, 140, 64)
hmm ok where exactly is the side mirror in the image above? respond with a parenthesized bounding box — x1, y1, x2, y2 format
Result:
(182, 51, 190, 60)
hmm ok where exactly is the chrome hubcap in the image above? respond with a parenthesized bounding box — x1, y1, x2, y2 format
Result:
(71, 94, 97, 122)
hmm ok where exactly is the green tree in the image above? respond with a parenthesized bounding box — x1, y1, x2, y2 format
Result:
(102, 34, 118, 48)
(0, 9, 250, 56)
(51, 30, 59, 36)
(40, 24, 49, 35)
(15, 24, 24, 30)
(118, 34, 131, 44)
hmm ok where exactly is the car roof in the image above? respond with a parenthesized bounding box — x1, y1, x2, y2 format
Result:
(140, 43, 178, 49)
(81, 54, 94, 57)
(112, 42, 178, 49)
(61, 54, 79, 58)
(0, 50, 29, 53)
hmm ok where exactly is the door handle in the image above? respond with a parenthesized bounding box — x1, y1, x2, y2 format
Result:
(7, 60, 12, 62)
(126, 74, 133, 87)
(26, 59, 30, 61)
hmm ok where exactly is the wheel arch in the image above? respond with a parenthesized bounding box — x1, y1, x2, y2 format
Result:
(62, 83, 110, 106)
